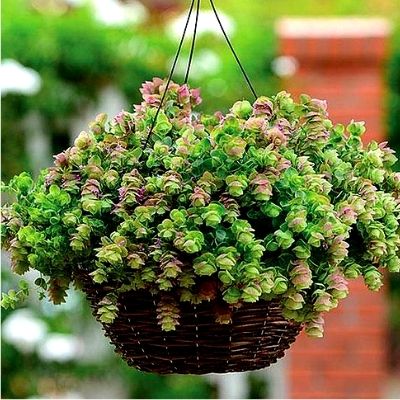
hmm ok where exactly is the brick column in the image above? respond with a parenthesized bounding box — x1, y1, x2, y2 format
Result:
(276, 18, 392, 399)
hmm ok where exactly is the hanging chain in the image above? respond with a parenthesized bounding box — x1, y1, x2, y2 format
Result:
(143, 0, 257, 150)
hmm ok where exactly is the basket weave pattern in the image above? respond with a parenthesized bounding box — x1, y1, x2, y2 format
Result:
(82, 277, 302, 374)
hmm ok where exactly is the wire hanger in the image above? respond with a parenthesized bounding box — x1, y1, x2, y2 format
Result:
(143, 0, 258, 149)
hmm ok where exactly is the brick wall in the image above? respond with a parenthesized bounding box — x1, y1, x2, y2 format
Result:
(276, 18, 392, 399)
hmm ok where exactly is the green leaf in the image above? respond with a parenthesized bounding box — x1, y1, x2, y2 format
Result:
(35, 278, 47, 290)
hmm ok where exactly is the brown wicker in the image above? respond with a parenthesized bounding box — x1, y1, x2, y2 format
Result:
(81, 275, 302, 374)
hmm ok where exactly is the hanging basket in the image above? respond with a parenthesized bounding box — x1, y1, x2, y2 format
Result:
(77, 1, 303, 374)
(80, 273, 302, 374)
(3, 0, 399, 379)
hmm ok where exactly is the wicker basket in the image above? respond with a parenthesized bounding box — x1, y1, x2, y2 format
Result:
(81, 274, 302, 374)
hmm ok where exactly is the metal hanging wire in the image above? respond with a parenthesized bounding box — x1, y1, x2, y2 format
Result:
(184, 0, 201, 84)
(209, 0, 258, 100)
(143, 0, 197, 149)
(143, 0, 257, 150)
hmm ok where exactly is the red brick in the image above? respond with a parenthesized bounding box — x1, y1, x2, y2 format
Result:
(279, 18, 390, 399)
(292, 327, 387, 352)
(289, 352, 386, 374)
(292, 392, 351, 399)
(352, 392, 383, 399)
(290, 368, 386, 398)
(280, 36, 388, 64)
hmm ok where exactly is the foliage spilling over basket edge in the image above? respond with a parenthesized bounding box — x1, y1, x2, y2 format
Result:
(2, 77, 400, 337)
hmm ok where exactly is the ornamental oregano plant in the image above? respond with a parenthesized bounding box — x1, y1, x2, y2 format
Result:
(2, 78, 400, 337)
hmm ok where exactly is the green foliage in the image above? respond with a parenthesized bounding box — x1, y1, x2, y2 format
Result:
(2, 78, 400, 338)
(1, 280, 30, 309)
(1, 0, 171, 180)
(97, 295, 119, 324)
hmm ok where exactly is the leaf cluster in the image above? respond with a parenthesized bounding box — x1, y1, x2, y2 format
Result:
(2, 78, 400, 337)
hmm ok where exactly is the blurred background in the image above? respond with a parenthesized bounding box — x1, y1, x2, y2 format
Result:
(1, 0, 400, 398)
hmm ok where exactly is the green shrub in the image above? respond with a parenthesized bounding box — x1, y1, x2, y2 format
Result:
(1, 0, 170, 180)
